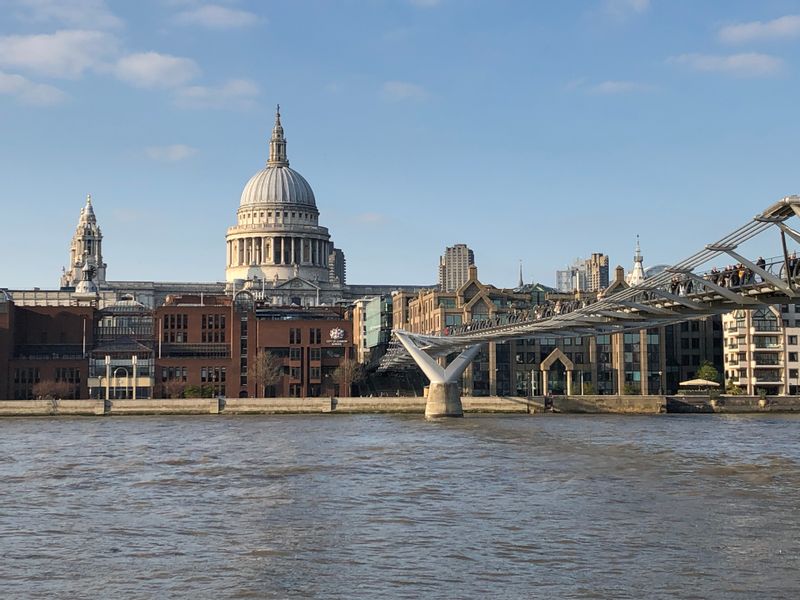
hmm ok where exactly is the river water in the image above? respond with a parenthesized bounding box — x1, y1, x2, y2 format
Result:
(1, 414, 799, 599)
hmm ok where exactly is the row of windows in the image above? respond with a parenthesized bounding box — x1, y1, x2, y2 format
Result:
(286, 365, 326, 382)
(163, 331, 187, 343)
(164, 314, 188, 330)
(279, 347, 341, 360)
(202, 331, 225, 343)
(241, 210, 315, 221)
(289, 328, 323, 344)
(56, 368, 81, 383)
(202, 315, 226, 330)
(13, 367, 40, 384)
(162, 367, 188, 382)
(201, 367, 226, 383)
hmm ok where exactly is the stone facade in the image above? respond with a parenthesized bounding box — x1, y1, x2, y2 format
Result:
(723, 306, 800, 395)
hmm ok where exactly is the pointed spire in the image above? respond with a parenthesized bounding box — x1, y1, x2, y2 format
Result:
(518, 259, 524, 288)
(80, 193, 95, 224)
(627, 234, 646, 286)
(268, 104, 289, 167)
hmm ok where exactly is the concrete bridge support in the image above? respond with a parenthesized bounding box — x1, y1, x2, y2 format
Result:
(395, 331, 482, 418)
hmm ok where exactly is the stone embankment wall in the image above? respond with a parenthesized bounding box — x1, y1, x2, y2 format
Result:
(4, 394, 798, 417)
(667, 395, 800, 413)
(552, 395, 665, 414)
(0, 396, 532, 416)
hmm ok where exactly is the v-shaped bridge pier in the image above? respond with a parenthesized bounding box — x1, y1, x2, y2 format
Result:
(394, 331, 482, 418)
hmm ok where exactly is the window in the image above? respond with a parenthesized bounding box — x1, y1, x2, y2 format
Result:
(309, 366, 321, 379)
(163, 313, 188, 343)
(289, 347, 302, 360)
(310, 348, 321, 361)
(289, 328, 302, 344)
(290, 367, 301, 379)
(289, 384, 302, 397)
(309, 328, 321, 344)
(790, 352, 798, 362)
(161, 366, 187, 382)
(790, 336, 798, 345)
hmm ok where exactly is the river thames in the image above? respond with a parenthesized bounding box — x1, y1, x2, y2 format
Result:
(1, 414, 799, 599)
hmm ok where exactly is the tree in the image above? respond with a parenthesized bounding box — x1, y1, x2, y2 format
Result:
(695, 361, 720, 383)
(32, 380, 72, 400)
(726, 379, 743, 395)
(184, 384, 215, 398)
(332, 358, 363, 397)
(249, 349, 284, 397)
(162, 379, 185, 399)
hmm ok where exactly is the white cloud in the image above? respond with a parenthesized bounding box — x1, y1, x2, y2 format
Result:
(9, 0, 123, 29)
(669, 53, 783, 77)
(589, 80, 655, 94)
(0, 70, 67, 105)
(115, 52, 200, 88)
(718, 15, 800, 44)
(0, 29, 117, 78)
(381, 80, 429, 102)
(145, 144, 198, 161)
(603, 0, 650, 19)
(173, 78, 260, 109)
(356, 212, 388, 224)
(175, 4, 261, 29)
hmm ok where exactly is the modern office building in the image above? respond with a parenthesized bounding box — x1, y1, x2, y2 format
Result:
(555, 253, 609, 293)
(586, 253, 610, 292)
(438, 244, 475, 292)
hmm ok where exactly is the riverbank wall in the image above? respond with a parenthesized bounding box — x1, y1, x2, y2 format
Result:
(1, 394, 798, 416)
(0, 395, 533, 417)
(666, 394, 800, 413)
(551, 395, 665, 414)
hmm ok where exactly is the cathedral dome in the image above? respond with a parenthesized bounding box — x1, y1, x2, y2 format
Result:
(239, 165, 316, 207)
(239, 106, 316, 208)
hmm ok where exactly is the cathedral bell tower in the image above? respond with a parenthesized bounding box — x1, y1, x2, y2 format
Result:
(61, 194, 107, 289)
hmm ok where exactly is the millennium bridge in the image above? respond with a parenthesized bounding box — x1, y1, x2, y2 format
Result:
(380, 195, 800, 417)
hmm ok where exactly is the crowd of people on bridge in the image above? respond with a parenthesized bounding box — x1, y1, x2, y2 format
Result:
(438, 254, 795, 337)
(704, 259, 764, 289)
(441, 297, 595, 337)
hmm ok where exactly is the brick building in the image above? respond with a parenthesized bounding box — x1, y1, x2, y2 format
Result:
(0, 293, 354, 400)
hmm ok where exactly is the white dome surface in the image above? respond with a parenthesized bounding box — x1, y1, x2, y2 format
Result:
(239, 165, 316, 208)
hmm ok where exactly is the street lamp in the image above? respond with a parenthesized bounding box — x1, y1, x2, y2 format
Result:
(104, 355, 111, 400)
(658, 370, 663, 395)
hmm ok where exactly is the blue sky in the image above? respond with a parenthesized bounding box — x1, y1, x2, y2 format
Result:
(1, 0, 800, 289)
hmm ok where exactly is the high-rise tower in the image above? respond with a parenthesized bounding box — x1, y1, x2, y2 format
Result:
(438, 244, 475, 292)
